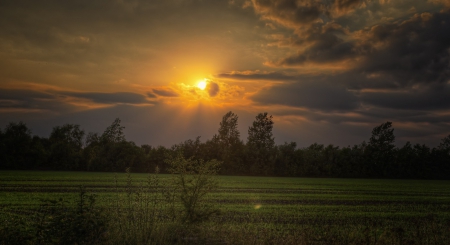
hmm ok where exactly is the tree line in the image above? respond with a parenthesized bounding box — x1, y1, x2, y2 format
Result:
(1, 112, 449, 179)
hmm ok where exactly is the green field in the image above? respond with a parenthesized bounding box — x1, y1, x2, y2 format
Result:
(1, 171, 450, 244)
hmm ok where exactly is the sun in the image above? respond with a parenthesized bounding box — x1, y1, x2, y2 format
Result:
(197, 80, 207, 90)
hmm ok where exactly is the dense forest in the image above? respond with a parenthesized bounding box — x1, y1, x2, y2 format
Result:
(1, 111, 449, 179)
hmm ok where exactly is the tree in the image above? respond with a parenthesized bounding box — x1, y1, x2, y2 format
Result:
(165, 151, 221, 224)
(274, 142, 298, 176)
(301, 143, 325, 177)
(367, 121, 396, 177)
(172, 136, 202, 160)
(247, 112, 276, 175)
(33, 136, 51, 169)
(369, 121, 395, 151)
(48, 124, 85, 170)
(218, 111, 241, 149)
(433, 135, 450, 179)
(83, 118, 144, 172)
(216, 111, 244, 174)
(438, 134, 450, 152)
(101, 118, 125, 143)
(0, 122, 33, 169)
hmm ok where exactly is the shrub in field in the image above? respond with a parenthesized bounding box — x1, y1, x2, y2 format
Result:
(107, 156, 222, 244)
(165, 152, 222, 224)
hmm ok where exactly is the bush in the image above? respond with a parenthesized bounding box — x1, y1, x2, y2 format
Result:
(165, 152, 222, 224)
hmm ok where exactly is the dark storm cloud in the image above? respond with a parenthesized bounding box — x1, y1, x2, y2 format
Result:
(250, 82, 359, 111)
(250, 0, 363, 28)
(251, 0, 450, 90)
(152, 88, 179, 97)
(360, 85, 450, 111)
(60, 91, 150, 104)
(207, 82, 220, 97)
(218, 71, 296, 81)
(251, 0, 326, 27)
(334, 0, 361, 15)
(0, 89, 55, 103)
(0, 89, 75, 111)
(354, 11, 450, 85)
(147, 92, 157, 98)
(0, 88, 152, 112)
(280, 10, 450, 86)
(280, 22, 357, 65)
(219, 69, 400, 90)
(358, 106, 450, 125)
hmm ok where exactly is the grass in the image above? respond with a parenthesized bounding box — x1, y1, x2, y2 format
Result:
(1, 170, 450, 244)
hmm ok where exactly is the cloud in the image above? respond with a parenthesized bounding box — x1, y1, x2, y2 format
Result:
(250, 82, 360, 111)
(152, 88, 179, 97)
(429, 0, 450, 9)
(360, 84, 450, 110)
(334, 0, 362, 15)
(250, 0, 363, 29)
(147, 92, 157, 98)
(0, 88, 154, 115)
(0, 89, 76, 112)
(0, 89, 55, 103)
(60, 91, 150, 104)
(269, 9, 450, 88)
(207, 82, 220, 97)
(218, 70, 296, 80)
(250, 0, 326, 28)
(279, 22, 357, 66)
(353, 11, 450, 85)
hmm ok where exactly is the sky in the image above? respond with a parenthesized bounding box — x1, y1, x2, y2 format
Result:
(0, 0, 449, 148)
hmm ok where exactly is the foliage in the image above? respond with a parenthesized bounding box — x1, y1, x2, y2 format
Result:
(247, 112, 276, 175)
(165, 151, 222, 224)
(1, 114, 450, 179)
(48, 124, 85, 170)
(100, 118, 126, 143)
(0, 121, 33, 169)
(83, 118, 145, 172)
(217, 111, 245, 174)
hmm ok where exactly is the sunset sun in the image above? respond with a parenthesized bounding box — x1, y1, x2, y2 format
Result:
(197, 80, 207, 90)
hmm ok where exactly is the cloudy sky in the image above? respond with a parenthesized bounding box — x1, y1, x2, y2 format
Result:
(1, 0, 449, 147)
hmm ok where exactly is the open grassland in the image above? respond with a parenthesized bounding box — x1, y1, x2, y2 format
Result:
(1, 171, 450, 244)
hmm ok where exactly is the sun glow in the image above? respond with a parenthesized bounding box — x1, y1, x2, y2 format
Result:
(197, 80, 207, 90)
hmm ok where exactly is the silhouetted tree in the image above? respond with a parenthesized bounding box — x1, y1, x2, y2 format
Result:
(0, 115, 448, 179)
(432, 135, 450, 179)
(247, 112, 276, 175)
(48, 124, 85, 170)
(414, 144, 432, 178)
(148, 145, 171, 173)
(395, 142, 416, 178)
(83, 118, 143, 172)
(30, 136, 50, 170)
(172, 136, 202, 160)
(301, 143, 326, 177)
(101, 118, 125, 143)
(367, 121, 396, 177)
(274, 142, 298, 176)
(0, 122, 33, 169)
(216, 111, 245, 174)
